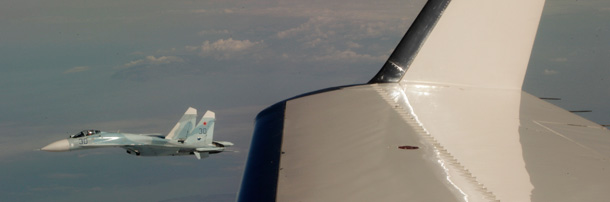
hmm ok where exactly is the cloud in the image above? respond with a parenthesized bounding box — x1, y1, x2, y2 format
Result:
(112, 1, 418, 80)
(272, 14, 407, 65)
(305, 38, 324, 47)
(232, 0, 423, 23)
(64, 66, 91, 74)
(355, 21, 408, 39)
(277, 16, 334, 39)
(346, 41, 362, 49)
(112, 55, 197, 81)
(112, 38, 264, 81)
(544, 69, 559, 75)
(185, 45, 199, 51)
(275, 12, 409, 41)
(121, 56, 184, 69)
(199, 38, 263, 60)
(314, 49, 385, 62)
(198, 29, 231, 36)
(201, 38, 260, 52)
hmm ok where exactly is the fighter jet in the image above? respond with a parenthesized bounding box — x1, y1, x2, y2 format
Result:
(41, 108, 233, 159)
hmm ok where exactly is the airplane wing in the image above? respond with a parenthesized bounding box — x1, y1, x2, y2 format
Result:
(238, 0, 610, 201)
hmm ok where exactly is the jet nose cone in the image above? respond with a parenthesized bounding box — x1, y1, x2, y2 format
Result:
(41, 139, 70, 152)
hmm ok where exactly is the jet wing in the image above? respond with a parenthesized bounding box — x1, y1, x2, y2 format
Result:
(238, 0, 610, 201)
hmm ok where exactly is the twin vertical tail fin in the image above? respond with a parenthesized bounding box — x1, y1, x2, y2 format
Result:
(165, 108, 215, 146)
(190, 111, 215, 160)
(165, 108, 229, 159)
(186, 110, 215, 146)
(165, 107, 197, 141)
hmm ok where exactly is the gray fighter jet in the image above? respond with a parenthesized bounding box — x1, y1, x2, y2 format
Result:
(41, 108, 233, 159)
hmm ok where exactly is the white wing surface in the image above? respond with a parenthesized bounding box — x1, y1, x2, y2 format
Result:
(238, 0, 610, 201)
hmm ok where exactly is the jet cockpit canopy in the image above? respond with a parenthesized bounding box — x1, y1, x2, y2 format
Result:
(70, 130, 101, 138)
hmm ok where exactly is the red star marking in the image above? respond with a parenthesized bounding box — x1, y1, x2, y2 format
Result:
(203, 122, 207, 125)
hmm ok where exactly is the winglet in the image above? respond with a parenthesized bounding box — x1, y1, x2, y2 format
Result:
(369, 0, 451, 83)
(370, 0, 546, 90)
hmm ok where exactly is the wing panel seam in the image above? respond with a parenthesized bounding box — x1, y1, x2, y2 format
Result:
(372, 83, 498, 201)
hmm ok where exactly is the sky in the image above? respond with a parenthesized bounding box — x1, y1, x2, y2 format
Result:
(0, 0, 608, 201)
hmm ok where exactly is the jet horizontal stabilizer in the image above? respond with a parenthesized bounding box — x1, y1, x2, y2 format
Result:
(213, 141, 234, 147)
(195, 147, 224, 152)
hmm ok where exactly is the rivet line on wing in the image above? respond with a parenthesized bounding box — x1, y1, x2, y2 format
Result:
(371, 83, 498, 202)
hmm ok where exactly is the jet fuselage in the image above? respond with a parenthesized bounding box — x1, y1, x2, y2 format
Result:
(42, 130, 225, 157)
